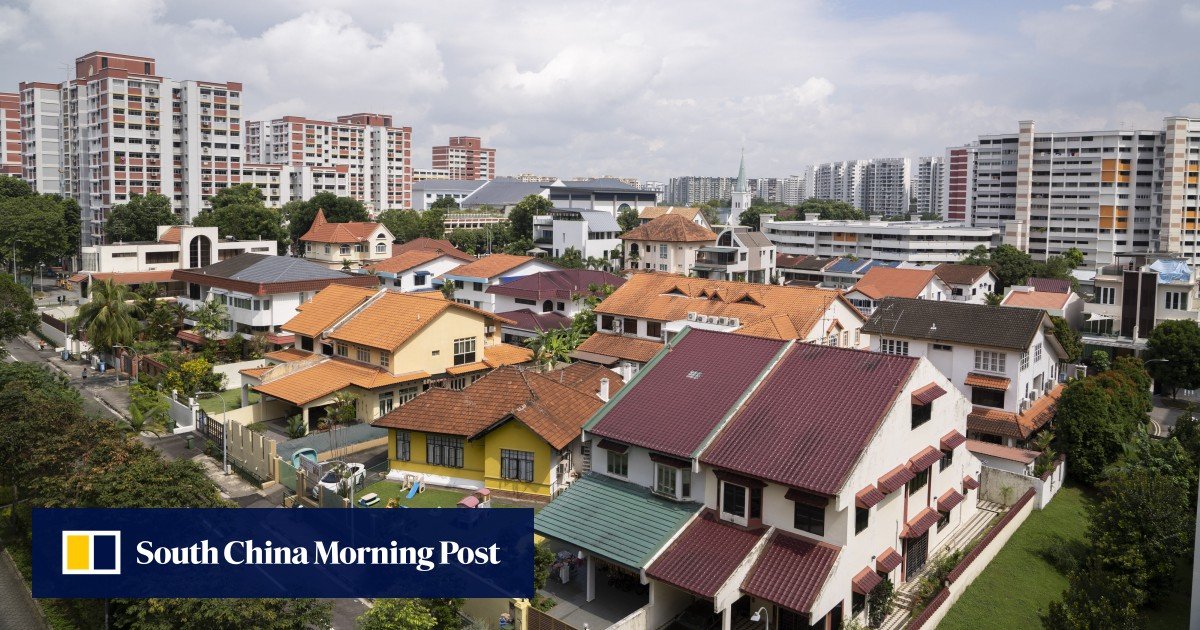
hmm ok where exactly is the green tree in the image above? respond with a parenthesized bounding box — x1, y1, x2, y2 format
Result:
(113, 598, 332, 630)
(1090, 350, 1111, 373)
(358, 599, 437, 630)
(192, 299, 230, 340)
(1041, 558, 1143, 630)
(508, 195, 553, 240)
(423, 599, 466, 630)
(795, 198, 865, 221)
(1055, 375, 1140, 484)
(617, 206, 640, 232)
(328, 389, 360, 426)
(696, 200, 721, 226)
(430, 195, 461, 211)
(163, 357, 225, 399)
(72, 279, 139, 357)
(421, 206, 448, 239)
(0, 194, 73, 277)
(59, 195, 82, 256)
(534, 543, 555, 590)
(556, 247, 585, 269)
(0, 273, 38, 357)
(143, 299, 183, 343)
(105, 192, 175, 242)
(193, 202, 289, 254)
(208, 183, 266, 210)
(379, 208, 425, 243)
(984, 292, 1003, 306)
(281, 193, 370, 250)
(1050, 316, 1082, 363)
(738, 206, 762, 230)
(1145, 319, 1200, 397)
(0, 174, 34, 199)
(525, 328, 581, 369)
(988, 244, 1037, 290)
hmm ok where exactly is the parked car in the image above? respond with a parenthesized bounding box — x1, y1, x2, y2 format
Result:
(311, 462, 366, 498)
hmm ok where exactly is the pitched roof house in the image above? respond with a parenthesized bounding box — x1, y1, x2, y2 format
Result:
(932, 264, 997, 304)
(390, 237, 473, 262)
(299, 209, 395, 270)
(621, 214, 718, 275)
(361, 249, 467, 293)
(638, 206, 712, 230)
(845, 267, 949, 316)
(1001, 285, 1084, 328)
(439, 254, 560, 312)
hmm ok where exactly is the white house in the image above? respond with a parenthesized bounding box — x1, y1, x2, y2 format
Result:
(411, 179, 485, 211)
(862, 297, 1069, 447)
(1001, 285, 1085, 329)
(361, 249, 472, 293)
(487, 269, 625, 319)
(932, 264, 998, 304)
(532, 208, 623, 262)
(1082, 256, 1200, 352)
(620, 214, 717, 274)
(693, 226, 777, 284)
(639, 206, 712, 230)
(845, 267, 950, 316)
(299, 209, 395, 270)
(437, 254, 559, 312)
(78, 225, 276, 274)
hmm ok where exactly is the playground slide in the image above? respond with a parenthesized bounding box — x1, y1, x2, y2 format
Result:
(406, 475, 424, 499)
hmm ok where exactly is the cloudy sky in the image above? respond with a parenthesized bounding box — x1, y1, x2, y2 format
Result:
(2, 0, 1198, 182)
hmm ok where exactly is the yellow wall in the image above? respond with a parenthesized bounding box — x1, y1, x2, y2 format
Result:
(390, 307, 493, 375)
(387, 419, 556, 496)
(388, 429, 486, 483)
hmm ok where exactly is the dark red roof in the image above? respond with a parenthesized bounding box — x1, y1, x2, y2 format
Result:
(1027, 277, 1071, 294)
(852, 567, 883, 595)
(589, 329, 788, 458)
(855, 485, 885, 509)
(741, 530, 839, 614)
(911, 382, 947, 406)
(876, 547, 902, 573)
(938, 488, 964, 513)
(963, 475, 980, 490)
(701, 344, 918, 496)
(645, 510, 766, 598)
(495, 309, 572, 333)
(908, 446, 943, 472)
(940, 429, 966, 451)
(878, 464, 915, 494)
(901, 508, 940, 538)
(391, 237, 474, 262)
(487, 269, 625, 301)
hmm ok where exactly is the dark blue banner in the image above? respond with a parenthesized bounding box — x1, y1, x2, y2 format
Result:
(33, 508, 534, 598)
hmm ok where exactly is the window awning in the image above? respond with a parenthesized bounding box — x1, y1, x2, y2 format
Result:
(901, 508, 941, 539)
(852, 566, 883, 595)
(713, 469, 767, 489)
(938, 488, 964, 513)
(965, 372, 1010, 391)
(649, 452, 690, 469)
(855, 485, 885, 509)
(596, 439, 629, 454)
(911, 383, 947, 406)
(876, 547, 902, 573)
(785, 488, 829, 508)
(878, 464, 915, 494)
(963, 475, 980, 491)
(908, 446, 943, 472)
(414, 270, 432, 276)
(940, 429, 967, 451)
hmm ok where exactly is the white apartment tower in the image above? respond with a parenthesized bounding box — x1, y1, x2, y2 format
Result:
(808, 160, 865, 209)
(781, 172, 808, 205)
(862, 157, 911, 216)
(18, 83, 64, 194)
(912, 156, 944, 216)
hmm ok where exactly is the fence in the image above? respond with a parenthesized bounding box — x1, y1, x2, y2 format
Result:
(979, 456, 1065, 510)
(197, 410, 280, 484)
(906, 488, 1038, 629)
(276, 423, 388, 463)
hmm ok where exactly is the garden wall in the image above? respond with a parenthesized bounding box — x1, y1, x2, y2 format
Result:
(980, 455, 1065, 510)
(211, 359, 267, 389)
(224, 422, 278, 484)
(167, 391, 197, 434)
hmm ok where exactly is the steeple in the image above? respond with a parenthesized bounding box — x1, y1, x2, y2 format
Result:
(729, 148, 752, 226)
(735, 148, 748, 193)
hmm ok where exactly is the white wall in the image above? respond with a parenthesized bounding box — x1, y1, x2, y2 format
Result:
(375, 257, 462, 293)
(447, 259, 559, 312)
(590, 444, 708, 504)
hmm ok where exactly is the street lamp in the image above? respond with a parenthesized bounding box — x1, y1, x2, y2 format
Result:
(751, 606, 769, 630)
(195, 390, 230, 475)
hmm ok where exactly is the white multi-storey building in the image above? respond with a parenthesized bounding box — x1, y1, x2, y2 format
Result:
(533, 208, 623, 261)
(808, 160, 866, 209)
(17, 82, 63, 194)
(809, 158, 911, 216)
(761, 214, 999, 264)
(913, 157, 943, 216)
(781, 173, 808, 204)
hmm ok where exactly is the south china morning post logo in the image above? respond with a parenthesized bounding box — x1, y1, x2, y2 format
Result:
(61, 531, 121, 575)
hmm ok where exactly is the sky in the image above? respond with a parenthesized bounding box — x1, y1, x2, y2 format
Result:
(1, 0, 1198, 182)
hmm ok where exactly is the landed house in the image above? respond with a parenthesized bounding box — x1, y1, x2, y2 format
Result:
(372, 363, 623, 498)
(532, 208, 623, 262)
(495, 310, 573, 345)
(361, 249, 471, 293)
(239, 285, 532, 432)
(692, 226, 777, 284)
(536, 329, 980, 630)
(299, 209, 395, 270)
(621, 214, 717, 274)
(390, 237, 473, 260)
(845, 267, 949, 316)
(1001, 285, 1084, 329)
(638, 206, 712, 230)
(571, 273, 867, 378)
(775, 254, 838, 285)
(488, 269, 624, 343)
(439, 254, 559, 311)
(862, 297, 1068, 447)
(174, 253, 378, 345)
(1082, 255, 1200, 353)
(932, 264, 997, 304)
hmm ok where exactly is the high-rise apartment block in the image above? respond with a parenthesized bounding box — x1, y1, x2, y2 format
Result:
(943, 144, 976, 222)
(808, 158, 910, 216)
(245, 113, 412, 214)
(968, 117, 1200, 266)
(667, 175, 734, 205)
(431, 136, 495, 180)
(18, 52, 244, 246)
(781, 173, 807, 204)
(912, 156, 943, 216)
(0, 92, 19, 176)
(807, 160, 865, 209)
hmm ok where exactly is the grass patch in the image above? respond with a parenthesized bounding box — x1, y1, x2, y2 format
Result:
(939, 484, 1090, 630)
(356, 480, 540, 510)
(197, 388, 259, 414)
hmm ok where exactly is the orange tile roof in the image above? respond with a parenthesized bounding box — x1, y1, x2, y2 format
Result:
(967, 383, 1063, 439)
(373, 365, 623, 449)
(327, 292, 507, 352)
(264, 348, 312, 363)
(1001, 290, 1071, 310)
(365, 249, 449, 274)
(595, 273, 858, 339)
(638, 206, 703, 222)
(964, 372, 1011, 390)
(252, 357, 428, 406)
(281, 285, 380, 337)
(850, 267, 937, 300)
(299, 208, 384, 244)
(392, 237, 474, 262)
(444, 253, 538, 280)
(483, 343, 534, 367)
(239, 366, 271, 379)
(575, 332, 664, 363)
(621, 214, 716, 243)
(157, 226, 182, 243)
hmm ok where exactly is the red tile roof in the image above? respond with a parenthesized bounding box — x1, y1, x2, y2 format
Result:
(299, 208, 384, 244)
(852, 566, 883, 595)
(963, 475, 980, 490)
(876, 547, 902, 573)
(157, 226, 182, 243)
(391, 237, 474, 262)
(496, 309, 572, 333)
(701, 344, 918, 496)
(855, 485, 885, 509)
(932, 263, 992, 286)
(645, 509, 766, 598)
(444, 254, 539, 280)
(364, 249, 448, 274)
(940, 429, 966, 451)
(1027, 277, 1071, 294)
(965, 439, 1039, 464)
(908, 446, 943, 472)
(878, 464, 915, 495)
(589, 329, 789, 458)
(901, 508, 941, 538)
(574, 333, 664, 364)
(938, 488, 964, 513)
(911, 383, 947, 406)
(741, 530, 839, 615)
(964, 372, 1011, 390)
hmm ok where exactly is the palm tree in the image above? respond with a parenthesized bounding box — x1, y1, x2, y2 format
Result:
(192, 300, 229, 340)
(72, 279, 139, 359)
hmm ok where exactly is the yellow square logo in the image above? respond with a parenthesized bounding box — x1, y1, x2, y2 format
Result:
(61, 531, 121, 575)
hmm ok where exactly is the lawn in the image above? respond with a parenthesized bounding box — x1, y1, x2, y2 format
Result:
(197, 388, 259, 414)
(356, 480, 541, 510)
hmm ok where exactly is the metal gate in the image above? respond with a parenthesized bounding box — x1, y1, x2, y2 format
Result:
(196, 410, 224, 450)
(527, 607, 575, 630)
(905, 532, 928, 579)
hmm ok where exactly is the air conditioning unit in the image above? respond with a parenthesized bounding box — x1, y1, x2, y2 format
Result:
(728, 318, 740, 327)
(1043, 381, 1055, 394)
(686, 312, 697, 322)
(1019, 400, 1031, 413)
(717, 317, 728, 326)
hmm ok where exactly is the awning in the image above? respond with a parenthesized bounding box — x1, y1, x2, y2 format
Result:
(963, 475, 980, 491)
(713, 469, 767, 489)
(414, 270, 432, 276)
(596, 439, 629, 454)
(938, 488, 964, 513)
(965, 372, 1010, 391)
(901, 508, 941, 539)
(649, 452, 690, 469)
(908, 446, 943, 472)
(940, 429, 966, 451)
(911, 383, 948, 406)
(1085, 312, 1114, 322)
(785, 488, 829, 508)
(876, 548, 902, 573)
(645, 509, 767, 599)
(569, 349, 619, 366)
(855, 485, 885, 509)
(852, 566, 883, 595)
(878, 464, 915, 494)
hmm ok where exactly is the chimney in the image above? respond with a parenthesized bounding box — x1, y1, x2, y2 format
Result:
(598, 378, 610, 402)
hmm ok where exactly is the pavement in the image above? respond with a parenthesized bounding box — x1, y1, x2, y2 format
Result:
(0, 547, 46, 630)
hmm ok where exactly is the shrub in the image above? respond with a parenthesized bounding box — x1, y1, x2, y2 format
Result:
(1038, 538, 1087, 575)
(534, 543, 554, 590)
(286, 415, 307, 439)
(867, 578, 894, 628)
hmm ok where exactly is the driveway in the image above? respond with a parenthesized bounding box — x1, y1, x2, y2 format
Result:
(1151, 396, 1189, 437)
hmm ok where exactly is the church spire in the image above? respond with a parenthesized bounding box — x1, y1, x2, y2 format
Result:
(735, 148, 748, 193)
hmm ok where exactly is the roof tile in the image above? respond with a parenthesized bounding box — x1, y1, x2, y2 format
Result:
(444, 254, 541, 280)
(862, 297, 1051, 352)
(621, 214, 716, 243)
(300, 209, 385, 244)
(574, 333, 663, 364)
(645, 509, 766, 598)
(876, 547, 902, 573)
(741, 530, 839, 614)
(901, 507, 941, 538)
(851, 267, 937, 300)
(933, 263, 992, 286)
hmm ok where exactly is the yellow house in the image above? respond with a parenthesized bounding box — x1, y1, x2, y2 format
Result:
(372, 363, 624, 498)
(239, 284, 532, 432)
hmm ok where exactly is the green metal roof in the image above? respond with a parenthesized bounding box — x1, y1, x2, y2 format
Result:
(535, 473, 702, 570)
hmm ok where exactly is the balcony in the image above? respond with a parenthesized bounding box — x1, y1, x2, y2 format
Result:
(693, 246, 739, 269)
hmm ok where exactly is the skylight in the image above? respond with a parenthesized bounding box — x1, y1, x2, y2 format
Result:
(686, 370, 703, 380)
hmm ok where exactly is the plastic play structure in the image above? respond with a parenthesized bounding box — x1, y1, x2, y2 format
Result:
(402, 473, 427, 499)
(456, 488, 493, 509)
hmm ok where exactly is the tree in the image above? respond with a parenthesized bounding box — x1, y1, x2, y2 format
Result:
(983, 292, 1003, 306)
(866, 578, 895, 629)
(1145, 319, 1200, 397)
(534, 543, 555, 590)
(508, 195, 553, 240)
(357, 599, 437, 630)
(193, 203, 289, 254)
(281, 193, 369, 250)
(0, 274, 38, 357)
(556, 247, 585, 269)
(0, 194, 73, 277)
(617, 206, 640, 232)
(1050, 316, 1082, 363)
(795, 199, 865, 221)
(988, 244, 1037, 290)
(0, 174, 34, 199)
(328, 390, 360, 426)
(738, 206, 762, 230)
(163, 357, 225, 399)
(208, 183, 266, 210)
(430, 195, 460, 211)
(143, 300, 183, 343)
(113, 598, 332, 630)
(1055, 375, 1140, 484)
(72, 279, 139, 357)
(1090, 350, 1111, 374)
(192, 300, 229, 340)
(423, 599, 466, 630)
(105, 193, 175, 242)
(525, 328, 581, 369)
(696, 200, 721, 227)
(1042, 558, 1142, 630)
(379, 208, 425, 243)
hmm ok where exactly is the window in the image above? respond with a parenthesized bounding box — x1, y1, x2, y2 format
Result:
(427, 434, 464, 468)
(601, 315, 615, 331)
(1165, 291, 1188, 310)
(473, 282, 484, 292)
(414, 274, 427, 287)
(912, 403, 932, 429)
(335, 343, 348, 357)
(375, 242, 386, 254)
(655, 464, 677, 496)
(1020, 351, 1029, 370)
(623, 318, 637, 334)
(646, 321, 662, 338)
(974, 350, 1006, 373)
(394, 431, 410, 461)
(937, 511, 950, 532)
(379, 353, 389, 368)
(324, 244, 331, 254)
(501, 449, 535, 482)
(880, 338, 909, 356)
(722, 482, 746, 518)
(908, 468, 928, 494)
(658, 244, 668, 259)
(932, 343, 952, 351)
(356, 348, 370, 362)
(453, 337, 476, 365)
(340, 245, 350, 255)
(939, 448, 954, 471)
(1098, 286, 1116, 304)
(793, 502, 825, 536)
(300, 336, 314, 352)
(606, 450, 628, 477)
(377, 391, 394, 418)
(855, 506, 869, 534)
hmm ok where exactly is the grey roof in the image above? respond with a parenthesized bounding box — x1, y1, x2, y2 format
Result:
(556, 178, 640, 192)
(460, 179, 546, 208)
(189, 253, 353, 283)
(412, 179, 486, 194)
(560, 209, 621, 232)
(861, 297, 1049, 351)
(737, 230, 774, 248)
